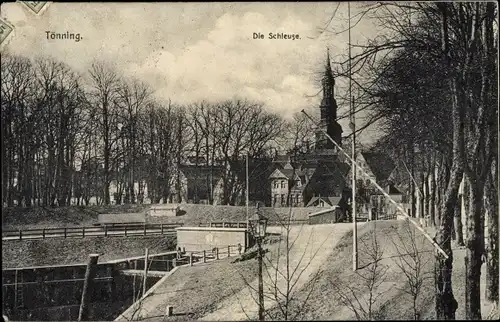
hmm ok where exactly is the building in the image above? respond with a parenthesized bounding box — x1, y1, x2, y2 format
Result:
(269, 49, 350, 208)
(177, 164, 225, 204)
(351, 151, 408, 217)
(353, 151, 396, 189)
(269, 164, 305, 207)
(230, 157, 274, 206)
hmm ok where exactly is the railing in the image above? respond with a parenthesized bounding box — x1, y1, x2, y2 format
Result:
(198, 222, 248, 228)
(2, 223, 183, 241)
(197, 219, 310, 228)
(178, 244, 243, 267)
(268, 219, 310, 226)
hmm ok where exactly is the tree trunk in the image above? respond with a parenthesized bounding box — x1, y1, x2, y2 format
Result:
(464, 178, 484, 320)
(454, 198, 465, 246)
(420, 172, 425, 219)
(430, 165, 437, 227)
(434, 170, 460, 320)
(485, 165, 498, 303)
(175, 116, 182, 203)
(434, 5, 460, 317)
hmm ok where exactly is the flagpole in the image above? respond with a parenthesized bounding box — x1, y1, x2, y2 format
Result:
(246, 153, 249, 225)
(348, 2, 358, 272)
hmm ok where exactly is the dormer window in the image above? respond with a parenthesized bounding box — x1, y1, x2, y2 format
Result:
(296, 180, 301, 187)
(281, 180, 286, 188)
(273, 181, 279, 189)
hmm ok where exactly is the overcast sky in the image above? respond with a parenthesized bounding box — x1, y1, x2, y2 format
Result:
(1, 2, 384, 144)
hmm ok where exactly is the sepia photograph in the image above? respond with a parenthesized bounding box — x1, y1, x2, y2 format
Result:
(1, 1, 498, 321)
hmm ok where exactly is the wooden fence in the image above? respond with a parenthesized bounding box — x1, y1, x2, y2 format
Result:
(175, 244, 243, 267)
(197, 220, 310, 228)
(2, 223, 183, 241)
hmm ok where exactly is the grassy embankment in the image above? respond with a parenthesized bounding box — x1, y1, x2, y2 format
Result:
(265, 220, 495, 320)
(2, 235, 176, 268)
(122, 220, 496, 321)
(2, 204, 317, 230)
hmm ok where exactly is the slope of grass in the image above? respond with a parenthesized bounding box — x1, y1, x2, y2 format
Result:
(2, 235, 176, 268)
(2, 204, 151, 229)
(133, 256, 260, 321)
(270, 220, 480, 320)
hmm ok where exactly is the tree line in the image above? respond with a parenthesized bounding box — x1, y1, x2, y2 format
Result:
(328, 2, 497, 319)
(1, 55, 305, 208)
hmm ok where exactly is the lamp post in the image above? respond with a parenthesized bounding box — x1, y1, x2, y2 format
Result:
(248, 203, 268, 321)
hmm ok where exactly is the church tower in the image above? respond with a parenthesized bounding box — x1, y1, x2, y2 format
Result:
(315, 49, 343, 151)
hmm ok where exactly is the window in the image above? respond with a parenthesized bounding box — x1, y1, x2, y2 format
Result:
(296, 180, 301, 187)
(273, 194, 278, 205)
(281, 194, 285, 206)
(273, 181, 279, 189)
(281, 180, 286, 188)
(319, 200, 325, 207)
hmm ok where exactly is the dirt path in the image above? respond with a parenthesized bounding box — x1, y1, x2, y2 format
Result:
(199, 223, 356, 321)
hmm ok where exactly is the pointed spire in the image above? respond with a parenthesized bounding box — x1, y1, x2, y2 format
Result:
(326, 47, 332, 70)
(324, 48, 333, 80)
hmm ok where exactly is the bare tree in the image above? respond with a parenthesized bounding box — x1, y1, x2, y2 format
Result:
(232, 208, 327, 321)
(115, 79, 152, 204)
(88, 61, 120, 205)
(330, 227, 389, 320)
(390, 220, 434, 320)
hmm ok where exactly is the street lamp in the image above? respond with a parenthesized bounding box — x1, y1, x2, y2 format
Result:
(248, 203, 268, 321)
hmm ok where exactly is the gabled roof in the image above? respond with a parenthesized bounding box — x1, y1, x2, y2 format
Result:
(360, 152, 395, 183)
(273, 154, 291, 163)
(179, 165, 224, 181)
(387, 185, 402, 195)
(269, 168, 301, 180)
(306, 196, 342, 207)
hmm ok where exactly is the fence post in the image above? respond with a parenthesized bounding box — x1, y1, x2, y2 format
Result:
(64, 228, 67, 239)
(124, 226, 127, 237)
(161, 224, 164, 235)
(142, 248, 149, 297)
(42, 229, 46, 239)
(78, 253, 100, 321)
(82, 227, 85, 238)
(144, 224, 147, 236)
(173, 258, 176, 267)
(228, 245, 231, 257)
(104, 225, 108, 237)
(14, 269, 18, 311)
(203, 250, 206, 263)
(190, 252, 193, 266)
(19, 230, 22, 241)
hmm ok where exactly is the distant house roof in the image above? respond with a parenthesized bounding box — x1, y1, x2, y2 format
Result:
(306, 196, 342, 207)
(179, 165, 224, 181)
(185, 156, 207, 165)
(387, 185, 402, 195)
(230, 158, 274, 182)
(361, 152, 395, 183)
(273, 154, 291, 163)
(269, 168, 302, 180)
